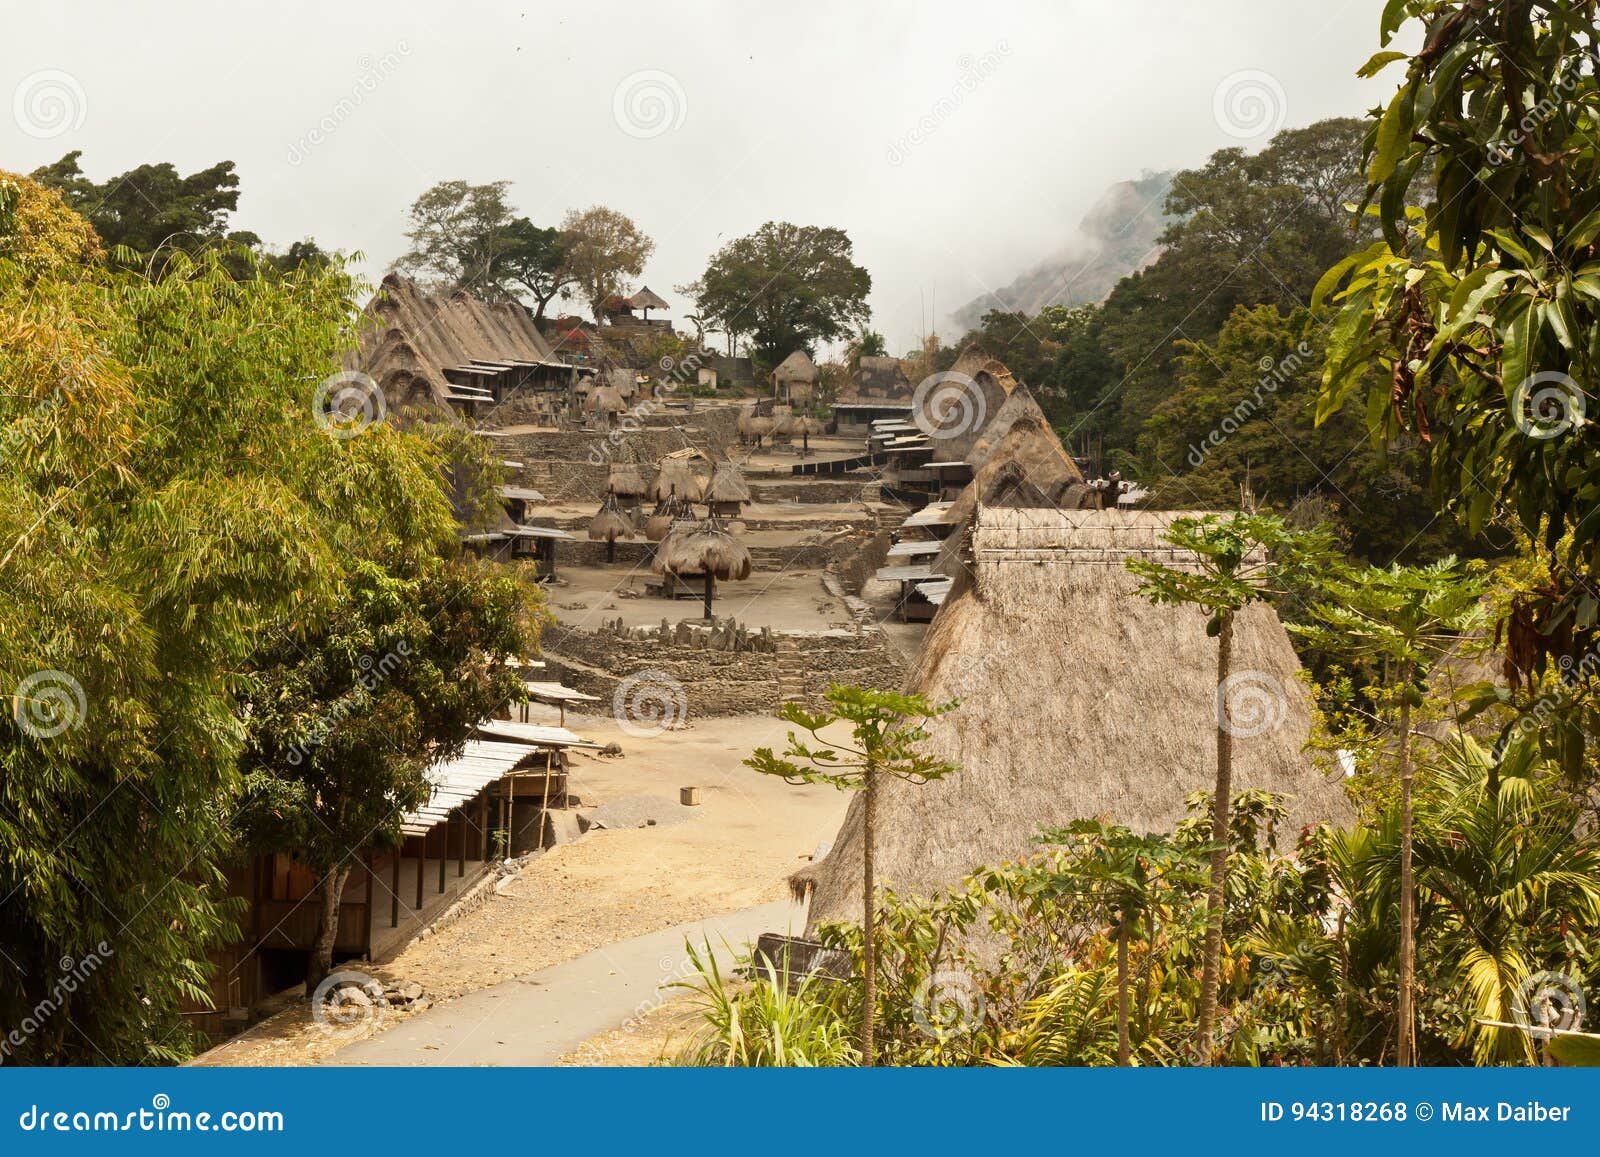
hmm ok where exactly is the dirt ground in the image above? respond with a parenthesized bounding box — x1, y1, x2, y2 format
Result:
(191, 711, 849, 1067)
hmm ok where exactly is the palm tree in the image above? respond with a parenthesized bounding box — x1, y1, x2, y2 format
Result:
(1292, 559, 1486, 1065)
(1127, 513, 1336, 1061)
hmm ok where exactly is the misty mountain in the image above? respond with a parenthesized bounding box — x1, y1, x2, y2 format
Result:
(951, 171, 1174, 331)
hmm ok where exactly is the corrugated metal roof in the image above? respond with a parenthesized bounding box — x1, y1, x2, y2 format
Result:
(523, 681, 599, 704)
(474, 719, 599, 747)
(499, 485, 547, 502)
(887, 540, 941, 558)
(916, 578, 954, 606)
(400, 739, 539, 835)
(903, 503, 953, 527)
(875, 564, 936, 583)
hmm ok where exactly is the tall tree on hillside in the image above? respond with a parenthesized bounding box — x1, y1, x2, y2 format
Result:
(392, 179, 519, 298)
(238, 549, 539, 991)
(561, 205, 654, 321)
(746, 686, 958, 1066)
(1315, 0, 1600, 747)
(0, 172, 462, 1062)
(497, 216, 574, 318)
(683, 221, 871, 366)
(1127, 513, 1336, 1062)
(31, 150, 255, 260)
(1291, 560, 1487, 1066)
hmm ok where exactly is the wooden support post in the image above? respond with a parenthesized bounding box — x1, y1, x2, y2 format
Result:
(362, 850, 376, 958)
(458, 811, 466, 877)
(390, 846, 401, 928)
(506, 779, 515, 859)
(478, 792, 488, 863)
(415, 831, 425, 912)
(438, 823, 447, 893)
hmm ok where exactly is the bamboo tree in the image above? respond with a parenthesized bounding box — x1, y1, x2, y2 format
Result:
(1126, 512, 1336, 1061)
(1290, 558, 1486, 1065)
(746, 685, 958, 1065)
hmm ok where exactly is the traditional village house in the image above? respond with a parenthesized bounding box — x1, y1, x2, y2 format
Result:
(796, 503, 1356, 932)
(704, 460, 752, 518)
(772, 349, 820, 405)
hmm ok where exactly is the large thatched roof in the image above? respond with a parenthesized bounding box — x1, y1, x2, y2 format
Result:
(773, 350, 820, 383)
(626, 286, 670, 312)
(796, 505, 1355, 930)
(653, 519, 752, 581)
(343, 274, 559, 414)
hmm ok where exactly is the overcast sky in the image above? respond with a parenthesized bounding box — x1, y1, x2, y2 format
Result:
(4, 0, 1411, 353)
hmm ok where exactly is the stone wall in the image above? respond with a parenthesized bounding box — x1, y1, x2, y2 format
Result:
(541, 622, 906, 718)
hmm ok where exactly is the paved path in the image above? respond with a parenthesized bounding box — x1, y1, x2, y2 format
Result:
(326, 900, 802, 1066)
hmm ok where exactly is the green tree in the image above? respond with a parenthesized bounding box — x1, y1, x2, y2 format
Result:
(1315, 0, 1600, 704)
(497, 216, 573, 319)
(1038, 821, 1204, 1065)
(0, 173, 454, 1061)
(1127, 513, 1337, 1061)
(1290, 557, 1488, 1065)
(683, 221, 871, 366)
(561, 205, 654, 321)
(392, 179, 520, 298)
(745, 686, 958, 1065)
(238, 552, 539, 990)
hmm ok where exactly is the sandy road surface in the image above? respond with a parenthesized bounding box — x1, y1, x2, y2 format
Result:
(192, 711, 845, 1067)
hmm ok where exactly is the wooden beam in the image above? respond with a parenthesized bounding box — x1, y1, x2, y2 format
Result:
(415, 831, 424, 912)
(458, 810, 466, 877)
(390, 846, 401, 928)
(438, 823, 447, 893)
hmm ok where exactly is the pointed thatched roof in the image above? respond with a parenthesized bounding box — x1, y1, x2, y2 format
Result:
(585, 385, 625, 415)
(588, 492, 635, 543)
(650, 456, 705, 502)
(627, 286, 670, 312)
(343, 274, 561, 415)
(773, 350, 820, 383)
(794, 505, 1355, 930)
(608, 461, 649, 499)
(704, 461, 752, 505)
(653, 518, 752, 581)
(738, 405, 776, 441)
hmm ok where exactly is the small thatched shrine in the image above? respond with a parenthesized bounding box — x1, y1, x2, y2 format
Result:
(584, 384, 625, 428)
(796, 505, 1355, 931)
(588, 492, 635, 563)
(607, 461, 649, 503)
(772, 350, 819, 404)
(652, 515, 752, 619)
(737, 404, 776, 446)
(703, 461, 752, 518)
(650, 455, 705, 503)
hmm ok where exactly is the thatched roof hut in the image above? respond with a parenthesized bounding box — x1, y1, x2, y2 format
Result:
(737, 405, 776, 444)
(585, 384, 625, 421)
(626, 286, 670, 314)
(704, 462, 752, 516)
(650, 456, 705, 502)
(795, 505, 1355, 931)
(643, 494, 694, 542)
(773, 350, 819, 403)
(652, 515, 753, 618)
(607, 461, 649, 500)
(588, 493, 635, 543)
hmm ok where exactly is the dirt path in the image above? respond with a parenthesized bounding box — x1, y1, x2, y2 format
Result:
(192, 712, 846, 1067)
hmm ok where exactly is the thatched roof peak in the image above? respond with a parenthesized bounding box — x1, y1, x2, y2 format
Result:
(626, 286, 670, 312)
(773, 350, 819, 382)
(796, 503, 1353, 931)
(705, 461, 752, 504)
